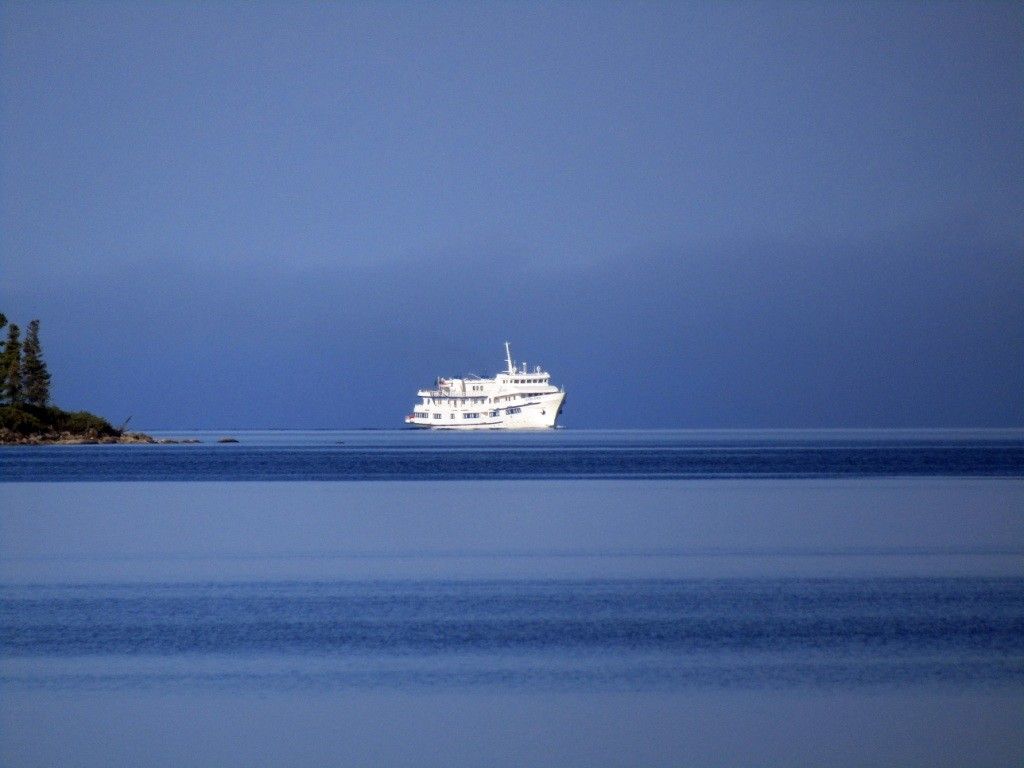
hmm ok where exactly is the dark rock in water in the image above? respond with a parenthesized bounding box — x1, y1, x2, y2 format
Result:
(217, 437, 240, 443)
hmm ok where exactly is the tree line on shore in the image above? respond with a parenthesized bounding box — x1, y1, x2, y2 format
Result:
(1, 313, 51, 408)
(0, 312, 120, 441)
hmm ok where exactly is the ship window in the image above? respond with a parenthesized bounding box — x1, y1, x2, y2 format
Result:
(433, 413, 441, 419)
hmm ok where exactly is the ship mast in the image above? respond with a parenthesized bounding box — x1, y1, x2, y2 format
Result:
(504, 341, 514, 375)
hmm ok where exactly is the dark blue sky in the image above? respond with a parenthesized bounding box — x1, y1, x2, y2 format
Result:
(2, 2, 1022, 428)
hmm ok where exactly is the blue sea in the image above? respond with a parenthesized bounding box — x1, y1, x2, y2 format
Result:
(2, 430, 1023, 766)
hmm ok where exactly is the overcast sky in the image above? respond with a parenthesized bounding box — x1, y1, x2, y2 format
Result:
(2, 1, 1022, 429)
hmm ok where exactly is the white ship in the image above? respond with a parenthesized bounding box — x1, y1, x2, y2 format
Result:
(405, 342, 566, 429)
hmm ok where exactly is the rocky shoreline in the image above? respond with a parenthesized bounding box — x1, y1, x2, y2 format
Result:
(0, 430, 204, 445)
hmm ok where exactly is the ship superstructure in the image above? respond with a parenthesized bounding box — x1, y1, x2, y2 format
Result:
(405, 342, 566, 429)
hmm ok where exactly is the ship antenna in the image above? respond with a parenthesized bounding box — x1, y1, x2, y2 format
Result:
(504, 341, 514, 375)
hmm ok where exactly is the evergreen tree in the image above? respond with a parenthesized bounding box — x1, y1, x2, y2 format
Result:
(2, 324, 22, 405)
(0, 313, 6, 398)
(22, 320, 51, 408)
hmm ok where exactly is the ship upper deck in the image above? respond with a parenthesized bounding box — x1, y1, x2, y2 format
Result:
(416, 371, 556, 399)
(413, 343, 560, 399)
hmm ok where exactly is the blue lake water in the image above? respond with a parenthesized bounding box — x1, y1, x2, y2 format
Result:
(3, 428, 1022, 481)
(4, 578, 1022, 691)
(2, 430, 1023, 766)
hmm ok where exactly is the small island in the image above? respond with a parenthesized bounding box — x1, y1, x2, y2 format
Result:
(0, 312, 161, 445)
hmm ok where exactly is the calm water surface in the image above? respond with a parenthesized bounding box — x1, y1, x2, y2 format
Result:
(2, 428, 1022, 481)
(4, 578, 1022, 691)
(2, 431, 1023, 766)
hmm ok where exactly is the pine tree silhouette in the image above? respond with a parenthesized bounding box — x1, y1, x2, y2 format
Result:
(2, 324, 22, 405)
(22, 320, 51, 408)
